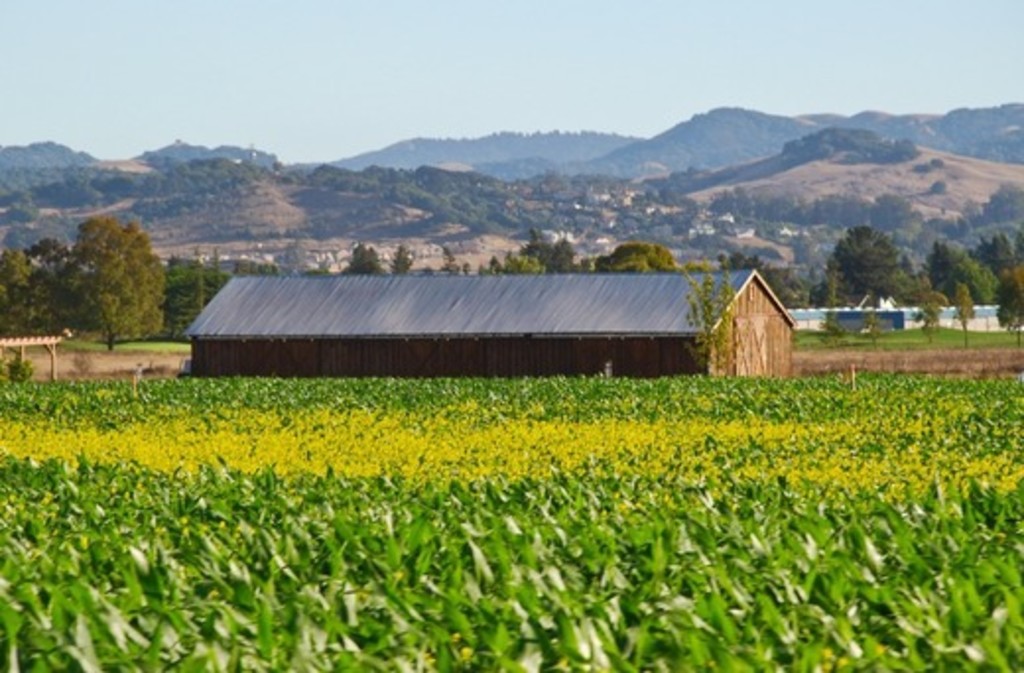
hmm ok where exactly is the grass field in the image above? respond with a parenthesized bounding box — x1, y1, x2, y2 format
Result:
(1, 376, 1022, 669)
(795, 326, 1021, 351)
(61, 339, 191, 354)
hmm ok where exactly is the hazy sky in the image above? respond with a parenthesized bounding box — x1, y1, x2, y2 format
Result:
(3, 1, 1021, 163)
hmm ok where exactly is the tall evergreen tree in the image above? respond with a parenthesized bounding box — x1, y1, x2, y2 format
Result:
(390, 244, 414, 275)
(829, 226, 905, 302)
(344, 243, 384, 275)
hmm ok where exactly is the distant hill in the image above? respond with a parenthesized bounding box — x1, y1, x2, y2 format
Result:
(4, 106, 1024, 270)
(650, 129, 1024, 221)
(825, 104, 1024, 162)
(7, 104, 1022, 181)
(138, 142, 279, 169)
(649, 128, 923, 193)
(0, 142, 96, 171)
(581, 108, 818, 177)
(328, 104, 1024, 179)
(332, 131, 638, 178)
(0, 143, 100, 192)
(579, 105, 1024, 178)
(4, 140, 1022, 261)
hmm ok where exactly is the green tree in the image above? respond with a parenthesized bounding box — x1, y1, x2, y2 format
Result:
(719, 251, 807, 307)
(916, 290, 947, 344)
(996, 266, 1024, 347)
(951, 256, 998, 305)
(925, 241, 960, 295)
(163, 253, 230, 338)
(981, 184, 1024, 224)
(519, 228, 579, 273)
(863, 308, 882, 348)
(953, 283, 974, 348)
(869, 194, 920, 232)
(74, 216, 165, 350)
(829, 226, 906, 303)
(594, 242, 677, 272)
(440, 246, 461, 275)
(390, 244, 414, 274)
(820, 267, 846, 347)
(0, 249, 32, 335)
(683, 262, 734, 375)
(499, 253, 545, 274)
(25, 238, 82, 334)
(928, 242, 998, 304)
(233, 259, 279, 275)
(973, 233, 1019, 276)
(483, 256, 504, 275)
(4, 353, 33, 383)
(344, 243, 384, 275)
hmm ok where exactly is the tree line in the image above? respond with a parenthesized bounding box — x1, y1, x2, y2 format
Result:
(814, 224, 1024, 344)
(3, 216, 1023, 350)
(0, 216, 229, 349)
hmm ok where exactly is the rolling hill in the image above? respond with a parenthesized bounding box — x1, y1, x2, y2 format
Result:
(332, 131, 638, 179)
(329, 104, 1024, 179)
(688, 147, 1024, 221)
(2, 107, 1024, 271)
(647, 128, 1024, 221)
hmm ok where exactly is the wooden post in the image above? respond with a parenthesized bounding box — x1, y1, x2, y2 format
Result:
(850, 363, 857, 390)
(47, 343, 58, 381)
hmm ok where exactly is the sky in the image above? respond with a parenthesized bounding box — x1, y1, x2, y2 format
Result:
(2, 1, 1021, 164)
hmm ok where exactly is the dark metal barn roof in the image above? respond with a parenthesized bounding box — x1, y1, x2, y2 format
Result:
(185, 271, 758, 339)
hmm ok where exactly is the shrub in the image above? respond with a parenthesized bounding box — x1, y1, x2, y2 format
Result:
(6, 354, 34, 383)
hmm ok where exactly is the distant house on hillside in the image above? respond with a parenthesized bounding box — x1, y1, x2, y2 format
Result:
(186, 271, 794, 378)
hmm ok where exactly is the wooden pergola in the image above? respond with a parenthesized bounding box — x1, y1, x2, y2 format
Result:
(0, 336, 63, 381)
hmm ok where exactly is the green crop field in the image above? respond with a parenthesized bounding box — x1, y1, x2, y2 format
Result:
(1, 376, 1022, 670)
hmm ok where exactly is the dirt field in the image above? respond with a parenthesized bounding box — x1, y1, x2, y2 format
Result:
(24, 348, 187, 382)
(794, 347, 1024, 379)
(16, 344, 1024, 382)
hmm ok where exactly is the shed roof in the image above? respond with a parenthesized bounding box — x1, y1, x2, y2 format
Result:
(186, 271, 773, 339)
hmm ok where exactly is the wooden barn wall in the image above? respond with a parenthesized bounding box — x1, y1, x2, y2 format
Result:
(191, 336, 701, 378)
(729, 278, 793, 377)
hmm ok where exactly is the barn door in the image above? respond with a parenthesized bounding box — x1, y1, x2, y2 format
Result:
(734, 315, 768, 376)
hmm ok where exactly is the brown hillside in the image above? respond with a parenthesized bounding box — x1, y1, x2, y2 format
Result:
(157, 181, 306, 246)
(95, 160, 154, 174)
(689, 148, 1024, 219)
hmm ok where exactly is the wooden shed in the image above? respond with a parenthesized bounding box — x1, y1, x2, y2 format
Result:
(186, 271, 794, 378)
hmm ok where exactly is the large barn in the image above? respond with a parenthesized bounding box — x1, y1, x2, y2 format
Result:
(185, 271, 794, 378)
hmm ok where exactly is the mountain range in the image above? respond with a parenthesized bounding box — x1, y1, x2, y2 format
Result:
(2, 105, 1024, 272)
(331, 104, 1024, 178)
(2, 104, 1023, 180)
